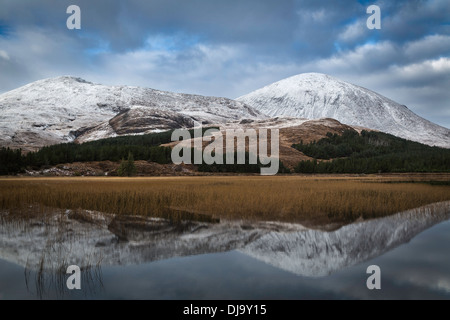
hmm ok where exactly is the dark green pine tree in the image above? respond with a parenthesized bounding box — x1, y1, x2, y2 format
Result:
(118, 152, 137, 177)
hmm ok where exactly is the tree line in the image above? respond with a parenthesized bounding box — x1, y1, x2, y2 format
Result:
(196, 151, 290, 174)
(2, 126, 288, 175)
(293, 130, 450, 173)
(1, 127, 449, 175)
(0, 130, 176, 175)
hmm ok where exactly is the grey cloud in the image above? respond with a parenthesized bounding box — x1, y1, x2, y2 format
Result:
(89, 42, 298, 98)
(292, 0, 365, 58)
(404, 34, 450, 62)
(337, 19, 368, 44)
(1, 0, 447, 55)
(0, 27, 91, 91)
(0, 0, 448, 128)
(300, 37, 450, 128)
(377, 0, 450, 43)
(0, 0, 298, 52)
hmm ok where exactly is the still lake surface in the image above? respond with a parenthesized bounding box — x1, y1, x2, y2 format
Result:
(0, 203, 449, 300)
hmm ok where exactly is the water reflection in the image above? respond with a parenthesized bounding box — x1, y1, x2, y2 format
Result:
(241, 201, 450, 277)
(0, 201, 448, 299)
(22, 261, 103, 299)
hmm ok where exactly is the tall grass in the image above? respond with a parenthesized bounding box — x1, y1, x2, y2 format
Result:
(0, 176, 449, 226)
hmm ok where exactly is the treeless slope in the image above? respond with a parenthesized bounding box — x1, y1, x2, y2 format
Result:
(163, 117, 363, 170)
(277, 119, 356, 168)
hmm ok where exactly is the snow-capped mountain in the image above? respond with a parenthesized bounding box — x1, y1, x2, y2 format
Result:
(1, 202, 448, 277)
(0, 76, 262, 149)
(238, 73, 450, 148)
(2, 74, 448, 151)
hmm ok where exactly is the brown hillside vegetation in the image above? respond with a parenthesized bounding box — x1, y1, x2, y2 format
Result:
(278, 118, 356, 168)
(1, 175, 449, 228)
(163, 117, 361, 170)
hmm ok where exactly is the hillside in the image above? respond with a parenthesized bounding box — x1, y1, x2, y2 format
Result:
(0, 76, 262, 151)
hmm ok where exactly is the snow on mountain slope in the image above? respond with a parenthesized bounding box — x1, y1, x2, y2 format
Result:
(0, 76, 262, 149)
(238, 73, 450, 148)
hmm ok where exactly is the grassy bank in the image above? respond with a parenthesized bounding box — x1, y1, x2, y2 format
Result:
(0, 175, 449, 226)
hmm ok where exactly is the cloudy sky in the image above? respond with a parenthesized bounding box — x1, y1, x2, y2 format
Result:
(0, 0, 449, 127)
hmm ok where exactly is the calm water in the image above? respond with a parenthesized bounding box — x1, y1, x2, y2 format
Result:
(0, 204, 449, 300)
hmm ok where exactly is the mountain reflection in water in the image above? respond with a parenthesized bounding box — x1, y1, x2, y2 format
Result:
(1, 202, 448, 275)
(0, 201, 448, 299)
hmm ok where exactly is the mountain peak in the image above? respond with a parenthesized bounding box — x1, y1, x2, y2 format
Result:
(270, 72, 340, 83)
(286, 72, 334, 80)
(31, 76, 94, 87)
(244, 72, 367, 96)
(53, 76, 93, 84)
(238, 73, 450, 148)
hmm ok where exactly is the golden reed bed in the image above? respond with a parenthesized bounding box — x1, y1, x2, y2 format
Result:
(1, 175, 449, 227)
